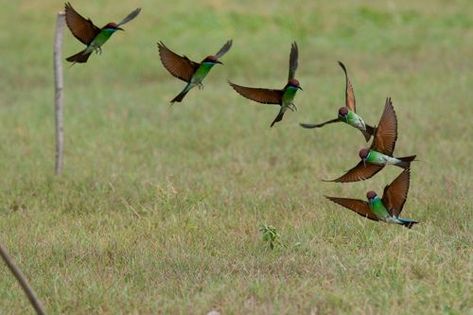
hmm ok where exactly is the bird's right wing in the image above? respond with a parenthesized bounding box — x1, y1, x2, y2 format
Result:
(117, 8, 141, 27)
(229, 82, 283, 105)
(382, 168, 410, 217)
(324, 161, 384, 183)
(215, 40, 233, 59)
(372, 97, 398, 155)
(325, 196, 379, 221)
(338, 61, 356, 112)
(288, 42, 299, 81)
(299, 118, 340, 129)
(157, 42, 200, 82)
(65, 2, 100, 45)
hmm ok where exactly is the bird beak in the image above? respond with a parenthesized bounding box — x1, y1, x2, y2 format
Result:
(298, 86, 303, 91)
(117, 27, 124, 31)
(215, 60, 223, 65)
(362, 158, 366, 167)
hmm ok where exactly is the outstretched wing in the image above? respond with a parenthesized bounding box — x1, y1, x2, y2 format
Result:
(157, 42, 199, 82)
(372, 97, 398, 155)
(338, 61, 356, 112)
(325, 161, 384, 183)
(299, 118, 340, 129)
(215, 40, 233, 59)
(65, 2, 100, 45)
(117, 8, 141, 27)
(229, 82, 283, 105)
(382, 168, 410, 216)
(288, 42, 299, 81)
(325, 196, 378, 221)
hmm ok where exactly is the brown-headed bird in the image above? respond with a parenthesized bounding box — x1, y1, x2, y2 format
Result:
(326, 168, 418, 229)
(300, 61, 375, 141)
(64, 2, 141, 64)
(229, 42, 302, 127)
(325, 97, 416, 183)
(157, 40, 233, 103)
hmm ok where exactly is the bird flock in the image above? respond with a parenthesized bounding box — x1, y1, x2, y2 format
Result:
(63, 3, 419, 229)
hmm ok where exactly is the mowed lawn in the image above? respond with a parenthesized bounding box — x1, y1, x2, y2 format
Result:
(0, 0, 472, 314)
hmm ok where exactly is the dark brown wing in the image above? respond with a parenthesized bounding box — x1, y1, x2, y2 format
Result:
(382, 168, 410, 216)
(215, 40, 233, 59)
(372, 97, 397, 155)
(288, 42, 299, 81)
(157, 42, 199, 82)
(338, 61, 356, 112)
(65, 2, 100, 45)
(325, 196, 378, 221)
(299, 118, 340, 129)
(117, 8, 141, 27)
(326, 161, 384, 183)
(229, 82, 283, 105)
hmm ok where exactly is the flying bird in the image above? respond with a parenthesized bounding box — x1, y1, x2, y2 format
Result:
(325, 168, 418, 229)
(158, 40, 233, 103)
(229, 42, 302, 127)
(64, 2, 141, 64)
(300, 61, 375, 141)
(325, 97, 416, 183)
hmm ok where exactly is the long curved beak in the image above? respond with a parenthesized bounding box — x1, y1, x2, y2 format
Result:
(117, 27, 124, 31)
(298, 86, 303, 91)
(215, 60, 223, 65)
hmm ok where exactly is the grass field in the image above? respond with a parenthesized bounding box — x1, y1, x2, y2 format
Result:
(1, 0, 472, 314)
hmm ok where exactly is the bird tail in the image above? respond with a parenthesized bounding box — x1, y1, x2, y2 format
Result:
(362, 124, 376, 142)
(396, 155, 417, 168)
(171, 84, 192, 103)
(66, 49, 92, 64)
(270, 109, 285, 127)
(397, 218, 419, 229)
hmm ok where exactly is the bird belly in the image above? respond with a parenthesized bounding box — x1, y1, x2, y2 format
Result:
(368, 152, 392, 165)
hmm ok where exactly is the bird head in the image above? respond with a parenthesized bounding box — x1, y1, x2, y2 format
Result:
(366, 191, 377, 201)
(288, 79, 303, 91)
(338, 107, 349, 119)
(104, 22, 124, 31)
(359, 148, 370, 166)
(203, 55, 223, 65)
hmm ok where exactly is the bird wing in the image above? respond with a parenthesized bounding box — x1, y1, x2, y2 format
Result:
(157, 42, 200, 82)
(325, 196, 378, 221)
(326, 161, 384, 183)
(214, 40, 233, 59)
(117, 8, 141, 27)
(372, 97, 398, 155)
(338, 61, 356, 112)
(64, 2, 100, 45)
(288, 42, 299, 81)
(382, 168, 410, 216)
(299, 118, 340, 129)
(229, 82, 283, 105)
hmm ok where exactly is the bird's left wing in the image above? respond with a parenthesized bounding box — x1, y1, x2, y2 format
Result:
(325, 196, 378, 221)
(372, 97, 398, 155)
(158, 42, 200, 82)
(229, 82, 283, 105)
(117, 8, 141, 27)
(382, 168, 410, 216)
(215, 40, 233, 59)
(324, 161, 384, 183)
(65, 2, 100, 45)
(300, 118, 340, 129)
(288, 42, 299, 81)
(338, 61, 356, 112)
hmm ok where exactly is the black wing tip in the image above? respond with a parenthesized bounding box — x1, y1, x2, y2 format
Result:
(299, 123, 316, 129)
(338, 60, 348, 72)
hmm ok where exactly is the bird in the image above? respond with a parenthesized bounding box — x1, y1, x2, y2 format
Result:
(325, 97, 416, 183)
(64, 3, 141, 64)
(325, 168, 419, 229)
(157, 40, 233, 103)
(300, 61, 375, 141)
(229, 42, 302, 127)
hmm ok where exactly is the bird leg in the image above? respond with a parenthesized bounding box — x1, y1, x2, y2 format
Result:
(288, 103, 298, 112)
(198, 82, 204, 90)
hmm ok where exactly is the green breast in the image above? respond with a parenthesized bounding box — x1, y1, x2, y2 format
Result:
(192, 63, 214, 83)
(282, 86, 298, 105)
(90, 29, 116, 48)
(369, 197, 390, 220)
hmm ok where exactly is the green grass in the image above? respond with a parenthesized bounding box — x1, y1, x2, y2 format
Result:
(1, 0, 472, 313)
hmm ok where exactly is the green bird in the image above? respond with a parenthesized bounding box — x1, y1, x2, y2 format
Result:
(326, 97, 416, 182)
(64, 3, 141, 64)
(326, 168, 419, 229)
(300, 61, 375, 141)
(157, 40, 233, 103)
(229, 42, 302, 127)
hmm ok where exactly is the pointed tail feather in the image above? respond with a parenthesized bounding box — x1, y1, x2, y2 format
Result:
(396, 155, 417, 168)
(66, 49, 92, 63)
(171, 84, 191, 103)
(398, 218, 419, 229)
(362, 124, 376, 142)
(270, 110, 285, 127)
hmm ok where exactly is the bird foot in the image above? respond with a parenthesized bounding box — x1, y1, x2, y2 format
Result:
(289, 104, 298, 112)
(198, 83, 204, 90)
